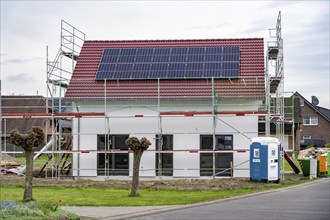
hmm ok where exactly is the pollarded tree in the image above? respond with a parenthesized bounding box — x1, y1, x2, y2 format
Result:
(10, 127, 45, 201)
(125, 137, 151, 196)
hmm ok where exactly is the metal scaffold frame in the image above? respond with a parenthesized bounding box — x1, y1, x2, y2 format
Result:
(1, 14, 293, 179)
(265, 11, 293, 179)
(266, 11, 285, 137)
(45, 20, 85, 178)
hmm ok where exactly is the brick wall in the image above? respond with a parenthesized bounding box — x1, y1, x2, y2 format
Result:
(295, 101, 330, 150)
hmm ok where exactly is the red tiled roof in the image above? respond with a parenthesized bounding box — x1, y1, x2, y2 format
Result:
(65, 39, 265, 99)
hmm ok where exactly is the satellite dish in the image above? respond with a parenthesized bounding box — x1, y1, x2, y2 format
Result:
(312, 96, 319, 106)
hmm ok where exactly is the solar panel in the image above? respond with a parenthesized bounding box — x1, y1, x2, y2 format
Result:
(95, 46, 240, 80)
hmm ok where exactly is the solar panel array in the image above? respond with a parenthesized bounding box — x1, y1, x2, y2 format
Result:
(95, 46, 240, 80)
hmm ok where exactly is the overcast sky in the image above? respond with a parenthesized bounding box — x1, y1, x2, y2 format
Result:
(1, 0, 329, 108)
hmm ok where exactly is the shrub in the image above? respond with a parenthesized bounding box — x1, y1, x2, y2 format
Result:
(0, 201, 45, 219)
(0, 201, 79, 220)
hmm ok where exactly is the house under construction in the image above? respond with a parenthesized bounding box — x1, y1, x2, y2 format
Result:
(0, 12, 296, 179)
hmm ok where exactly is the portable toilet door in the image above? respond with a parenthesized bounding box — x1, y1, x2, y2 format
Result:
(267, 140, 280, 182)
(250, 137, 280, 183)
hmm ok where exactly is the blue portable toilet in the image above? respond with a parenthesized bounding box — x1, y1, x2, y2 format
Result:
(250, 137, 280, 183)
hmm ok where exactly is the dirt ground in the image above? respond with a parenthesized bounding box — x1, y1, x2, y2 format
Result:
(0, 154, 308, 191)
(0, 173, 307, 191)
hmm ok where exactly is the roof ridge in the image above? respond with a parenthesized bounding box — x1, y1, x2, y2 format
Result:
(294, 92, 330, 122)
(315, 105, 330, 111)
(84, 38, 263, 43)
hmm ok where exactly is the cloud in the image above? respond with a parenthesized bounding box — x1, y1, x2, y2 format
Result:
(187, 22, 230, 31)
(6, 73, 35, 82)
(1, 57, 42, 65)
(0, 1, 329, 107)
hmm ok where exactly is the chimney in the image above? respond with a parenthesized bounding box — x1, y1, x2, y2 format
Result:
(311, 96, 319, 106)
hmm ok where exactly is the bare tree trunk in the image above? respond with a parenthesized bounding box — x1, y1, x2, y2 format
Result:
(131, 150, 143, 196)
(24, 150, 34, 201)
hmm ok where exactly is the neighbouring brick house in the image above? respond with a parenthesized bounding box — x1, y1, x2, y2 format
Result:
(0, 96, 51, 151)
(294, 92, 330, 150)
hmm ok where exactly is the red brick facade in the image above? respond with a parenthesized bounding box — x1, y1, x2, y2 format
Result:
(295, 94, 330, 150)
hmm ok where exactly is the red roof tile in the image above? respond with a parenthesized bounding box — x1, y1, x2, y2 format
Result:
(65, 38, 265, 100)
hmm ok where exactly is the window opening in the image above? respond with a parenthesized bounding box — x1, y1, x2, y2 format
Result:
(200, 135, 233, 176)
(156, 135, 173, 176)
(97, 134, 129, 176)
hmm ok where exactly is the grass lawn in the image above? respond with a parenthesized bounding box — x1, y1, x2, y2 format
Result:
(283, 157, 300, 172)
(0, 179, 308, 207)
(16, 155, 71, 166)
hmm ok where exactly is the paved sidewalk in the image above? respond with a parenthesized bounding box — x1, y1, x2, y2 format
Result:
(61, 205, 182, 219)
(62, 178, 329, 220)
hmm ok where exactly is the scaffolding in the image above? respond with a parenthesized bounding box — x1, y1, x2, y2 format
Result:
(46, 20, 85, 178)
(0, 13, 293, 179)
(265, 11, 294, 179)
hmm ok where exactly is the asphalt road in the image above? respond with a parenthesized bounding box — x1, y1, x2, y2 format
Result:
(132, 179, 330, 220)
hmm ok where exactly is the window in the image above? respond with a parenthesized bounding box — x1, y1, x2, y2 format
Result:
(303, 135, 311, 139)
(217, 136, 233, 150)
(155, 135, 173, 176)
(303, 117, 318, 126)
(200, 135, 233, 176)
(200, 135, 213, 150)
(200, 135, 233, 150)
(215, 153, 233, 176)
(97, 135, 129, 176)
(200, 153, 213, 176)
(300, 98, 304, 106)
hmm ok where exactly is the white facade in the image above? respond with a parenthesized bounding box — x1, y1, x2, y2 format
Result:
(72, 100, 261, 178)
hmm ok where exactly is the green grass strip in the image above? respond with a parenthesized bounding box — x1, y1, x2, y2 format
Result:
(0, 179, 307, 207)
